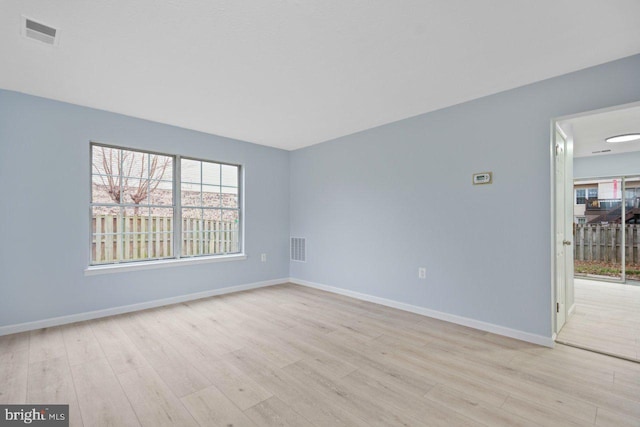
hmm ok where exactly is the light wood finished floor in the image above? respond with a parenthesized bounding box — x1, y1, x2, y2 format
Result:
(557, 278, 640, 362)
(2, 283, 640, 426)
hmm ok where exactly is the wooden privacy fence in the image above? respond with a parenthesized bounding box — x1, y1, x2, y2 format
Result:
(92, 214, 239, 263)
(574, 224, 640, 265)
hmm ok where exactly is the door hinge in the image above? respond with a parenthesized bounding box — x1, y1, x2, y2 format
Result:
(557, 302, 560, 313)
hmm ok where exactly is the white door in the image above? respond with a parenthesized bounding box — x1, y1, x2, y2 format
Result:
(555, 129, 567, 331)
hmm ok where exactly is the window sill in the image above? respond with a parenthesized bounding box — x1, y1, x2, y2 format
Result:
(84, 254, 247, 276)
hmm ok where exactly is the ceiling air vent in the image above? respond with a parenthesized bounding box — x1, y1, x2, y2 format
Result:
(290, 237, 306, 262)
(22, 16, 58, 45)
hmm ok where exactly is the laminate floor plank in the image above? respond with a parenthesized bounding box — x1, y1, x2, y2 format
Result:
(153, 362, 211, 398)
(248, 366, 372, 427)
(0, 331, 29, 356)
(424, 384, 539, 427)
(70, 358, 140, 427)
(397, 342, 602, 423)
(501, 395, 586, 427)
(596, 407, 640, 427)
(0, 350, 29, 404)
(61, 322, 105, 367)
(222, 346, 287, 376)
(342, 368, 483, 427)
(243, 396, 314, 427)
(181, 385, 256, 427)
(283, 360, 435, 427)
(118, 366, 198, 427)
(116, 313, 186, 369)
(374, 348, 510, 407)
(29, 327, 67, 364)
(27, 356, 83, 427)
(90, 317, 150, 375)
(195, 357, 273, 410)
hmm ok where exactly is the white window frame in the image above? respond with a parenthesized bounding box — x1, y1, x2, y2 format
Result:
(86, 142, 245, 275)
(179, 155, 243, 259)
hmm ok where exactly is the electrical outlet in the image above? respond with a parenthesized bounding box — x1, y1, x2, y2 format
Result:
(418, 267, 426, 279)
(261, 253, 267, 262)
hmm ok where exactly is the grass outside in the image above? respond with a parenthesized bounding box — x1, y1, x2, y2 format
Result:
(575, 261, 640, 281)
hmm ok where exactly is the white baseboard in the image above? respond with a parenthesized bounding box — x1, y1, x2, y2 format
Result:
(0, 278, 287, 336)
(289, 277, 554, 348)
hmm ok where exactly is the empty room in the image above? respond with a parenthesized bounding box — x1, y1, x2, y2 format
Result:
(1, 1, 640, 426)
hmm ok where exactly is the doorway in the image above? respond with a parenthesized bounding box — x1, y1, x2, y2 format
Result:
(552, 102, 640, 361)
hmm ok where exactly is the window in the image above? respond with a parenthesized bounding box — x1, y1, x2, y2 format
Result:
(90, 144, 241, 265)
(575, 187, 597, 205)
(576, 217, 586, 224)
(180, 158, 240, 257)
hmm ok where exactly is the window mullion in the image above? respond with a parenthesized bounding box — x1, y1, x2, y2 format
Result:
(200, 163, 204, 256)
(174, 155, 181, 259)
(146, 153, 150, 260)
(118, 149, 124, 264)
(220, 165, 223, 254)
(238, 166, 242, 254)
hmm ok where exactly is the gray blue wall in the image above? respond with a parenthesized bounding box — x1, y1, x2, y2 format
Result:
(0, 90, 290, 327)
(575, 151, 640, 179)
(289, 54, 640, 339)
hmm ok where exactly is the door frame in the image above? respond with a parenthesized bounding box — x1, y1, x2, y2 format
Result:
(550, 100, 640, 338)
(550, 123, 572, 336)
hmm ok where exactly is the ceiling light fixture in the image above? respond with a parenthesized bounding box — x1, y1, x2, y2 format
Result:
(605, 133, 640, 143)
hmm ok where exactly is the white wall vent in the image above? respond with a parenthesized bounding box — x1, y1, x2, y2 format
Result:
(290, 237, 306, 262)
(22, 16, 58, 45)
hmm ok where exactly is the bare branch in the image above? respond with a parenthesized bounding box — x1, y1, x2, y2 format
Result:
(93, 148, 171, 209)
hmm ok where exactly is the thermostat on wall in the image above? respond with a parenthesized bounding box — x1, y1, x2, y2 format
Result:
(472, 172, 492, 185)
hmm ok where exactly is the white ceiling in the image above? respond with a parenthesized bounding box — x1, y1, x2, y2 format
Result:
(566, 105, 640, 158)
(2, 1, 640, 151)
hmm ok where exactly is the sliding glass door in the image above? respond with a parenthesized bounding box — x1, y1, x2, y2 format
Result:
(573, 177, 623, 281)
(624, 176, 640, 283)
(574, 176, 640, 284)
